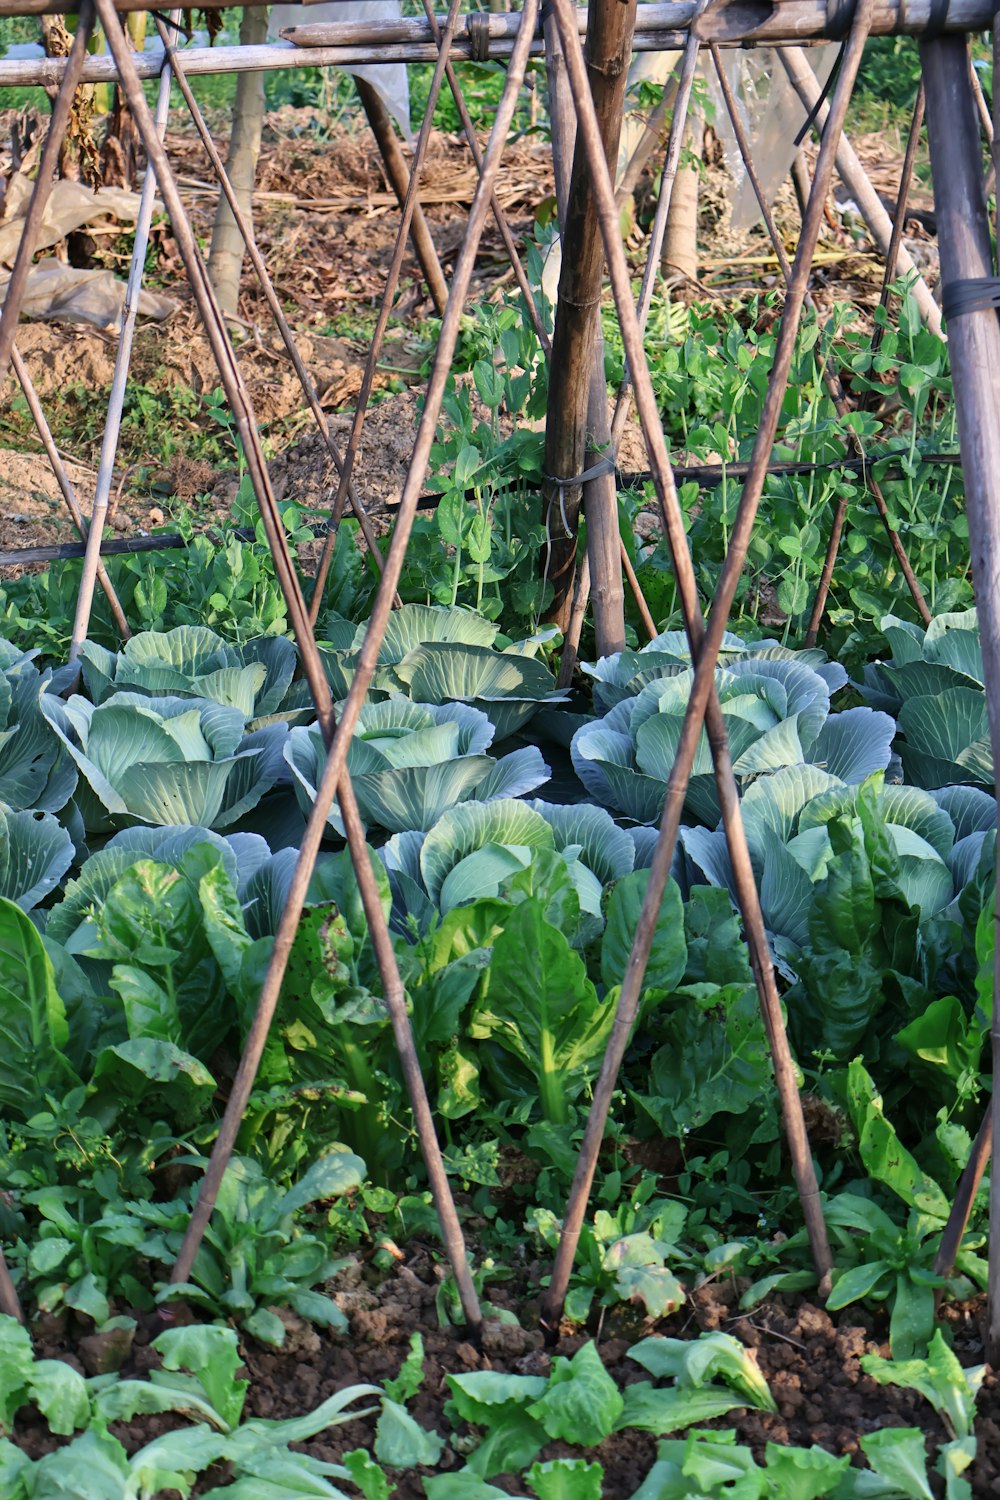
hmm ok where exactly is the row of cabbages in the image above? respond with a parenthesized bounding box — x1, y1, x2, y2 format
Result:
(0, 605, 993, 949)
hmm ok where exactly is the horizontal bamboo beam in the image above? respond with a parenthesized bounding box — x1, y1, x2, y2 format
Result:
(0, 0, 991, 73)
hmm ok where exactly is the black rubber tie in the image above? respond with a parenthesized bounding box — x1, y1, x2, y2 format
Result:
(941, 277, 1000, 321)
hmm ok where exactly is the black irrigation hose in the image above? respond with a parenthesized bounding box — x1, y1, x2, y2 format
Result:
(0, 449, 961, 569)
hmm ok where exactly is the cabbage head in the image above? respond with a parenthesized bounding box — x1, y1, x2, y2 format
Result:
(860, 611, 990, 790)
(682, 767, 995, 961)
(285, 698, 548, 836)
(78, 625, 296, 723)
(380, 796, 635, 930)
(0, 637, 75, 812)
(41, 691, 287, 830)
(572, 655, 894, 825)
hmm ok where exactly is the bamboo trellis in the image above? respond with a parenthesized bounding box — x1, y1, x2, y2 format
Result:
(0, 0, 999, 1362)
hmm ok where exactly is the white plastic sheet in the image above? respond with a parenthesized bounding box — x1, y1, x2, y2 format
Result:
(0, 260, 176, 330)
(268, 0, 412, 138)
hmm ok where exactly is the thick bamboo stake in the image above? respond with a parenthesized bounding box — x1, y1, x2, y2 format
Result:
(95, 0, 483, 1330)
(920, 32, 1000, 1362)
(307, 0, 465, 624)
(69, 9, 178, 662)
(542, 0, 637, 631)
(0, 1, 94, 387)
(151, 14, 390, 585)
(779, 46, 942, 339)
(540, 0, 850, 1332)
(934, 1100, 991, 1279)
(421, 0, 550, 352)
(707, 44, 931, 637)
(354, 76, 449, 316)
(9, 347, 131, 638)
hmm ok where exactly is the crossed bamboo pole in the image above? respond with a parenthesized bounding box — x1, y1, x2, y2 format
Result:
(150, 13, 391, 588)
(89, 0, 551, 1331)
(539, 0, 880, 1331)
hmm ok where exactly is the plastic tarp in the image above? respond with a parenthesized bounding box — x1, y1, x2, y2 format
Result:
(268, 0, 412, 138)
(0, 260, 175, 330)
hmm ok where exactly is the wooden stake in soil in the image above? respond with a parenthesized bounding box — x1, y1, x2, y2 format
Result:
(9, 345, 130, 639)
(779, 46, 942, 339)
(920, 32, 1000, 1363)
(540, 0, 852, 1332)
(0, 1246, 23, 1323)
(541, 0, 637, 636)
(934, 1100, 991, 1279)
(706, 43, 931, 637)
(152, 14, 390, 584)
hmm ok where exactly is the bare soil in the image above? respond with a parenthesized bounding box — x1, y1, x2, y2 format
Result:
(11, 1254, 997, 1497)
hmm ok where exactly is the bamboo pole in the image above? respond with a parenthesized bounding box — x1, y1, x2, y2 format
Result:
(0, 1, 992, 86)
(540, 0, 856, 1333)
(307, 0, 465, 623)
(151, 14, 390, 586)
(68, 8, 179, 662)
(921, 35, 1000, 1364)
(934, 1100, 991, 1279)
(870, 84, 926, 363)
(94, 0, 484, 1331)
(354, 76, 449, 316)
(779, 46, 943, 338)
(541, 0, 637, 634)
(0, 1, 94, 386)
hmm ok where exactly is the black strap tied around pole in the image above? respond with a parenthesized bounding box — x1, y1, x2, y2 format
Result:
(941, 277, 1000, 321)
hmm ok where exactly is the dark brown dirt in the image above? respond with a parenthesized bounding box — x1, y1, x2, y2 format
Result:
(10, 1251, 999, 1498)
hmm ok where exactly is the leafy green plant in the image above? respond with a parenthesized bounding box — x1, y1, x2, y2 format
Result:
(132, 1151, 364, 1345)
(41, 690, 287, 832)
(286, 697, 548, 837)
(573, 649, 891, 826)
(861, 611, 990, 790)
(78, 625, 297, 723)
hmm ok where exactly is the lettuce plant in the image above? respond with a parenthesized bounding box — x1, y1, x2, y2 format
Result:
(861, 610, 990, 789)
(572, 655, 893, 825)
(41, 691, 287, 831)
(285, 698, 548, 836)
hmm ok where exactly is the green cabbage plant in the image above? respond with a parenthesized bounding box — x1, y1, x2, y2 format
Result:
(581, 628, 847, 714)
(78, 625, 297, 724)
(572, 656, 894, 825)
(683, 768, 994, 944)
(317, 604, 568, 738)
(40, 691, 287, 831)
(285, 698, 548, 836)
(861, 611, 990, 789)
(0, 638, 75, 812)
(380, 796, 635, 928)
